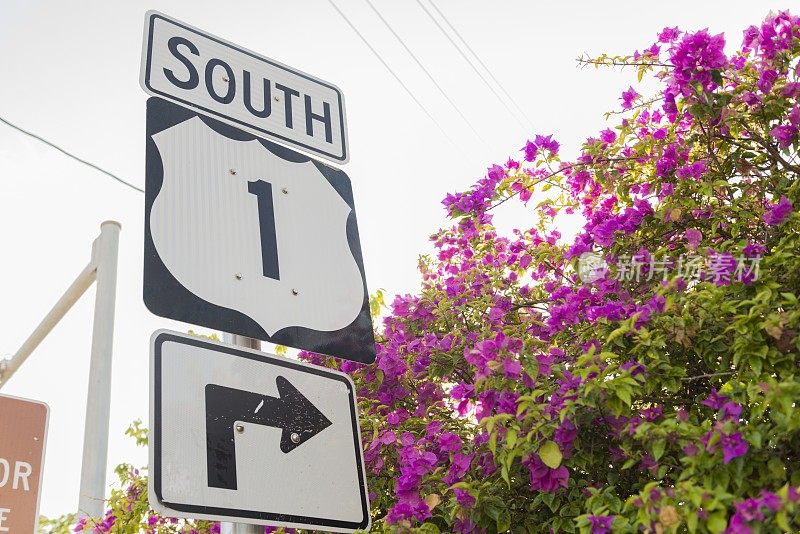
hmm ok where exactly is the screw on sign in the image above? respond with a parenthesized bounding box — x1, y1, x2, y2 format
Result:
(0, 394, 49, 533)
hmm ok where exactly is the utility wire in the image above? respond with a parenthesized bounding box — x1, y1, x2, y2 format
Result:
(325, 0, 464, 154)
(0, 115, 144, 193)
(427, 0, 535, 129)
(363, 0, 489, 149)
(413, 0, 526, 133)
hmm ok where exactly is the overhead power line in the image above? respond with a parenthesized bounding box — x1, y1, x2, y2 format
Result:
(325, 0, 463, 153)
(0, 115, 144, 193)
(363, 0, 488, 149)
(413, 0, 526, 133)
(427, 0, 535, 128)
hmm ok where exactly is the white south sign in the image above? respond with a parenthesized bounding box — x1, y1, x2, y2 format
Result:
(143, 98, 376, 364)
(149, 330, 370, 532)
(141, 10, 349, 163)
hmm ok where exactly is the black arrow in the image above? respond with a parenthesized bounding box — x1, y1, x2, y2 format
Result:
(205, 376, 332, 490)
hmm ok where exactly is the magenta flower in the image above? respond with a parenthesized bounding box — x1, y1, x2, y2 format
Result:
(721, 401, 742, 421)
(669, 29, 727, 96)
(438, 432, 462, 453)
(535, 134, 560, 155)
(758, 69, 778, 93)
(587, 515, 614, 533)
(770, 124, 797, 148)
(763, 195, 793, 225)
(760, 491, 782, 512)
(742, 242, 765, 257)
(621, 86, 640, 109)
(705, 431, 750, 464)
(600, 128, 617, 144)
(658, 27, 681, 43)
(684, 228, 702, 250)
(702, 389, 728, 410)
(522, 140, 538, 161)
(454, 488, 476, 508)
(503, 358, 522, 378)
(527, 456, 569, 492)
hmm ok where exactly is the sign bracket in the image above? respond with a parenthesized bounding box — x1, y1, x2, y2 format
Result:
(0, 220, 121, 519)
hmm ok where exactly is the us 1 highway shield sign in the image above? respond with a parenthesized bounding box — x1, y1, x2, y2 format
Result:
(143, 97, 375, 364)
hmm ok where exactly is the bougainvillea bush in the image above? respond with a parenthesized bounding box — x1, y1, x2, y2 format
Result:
(50, 10, 800, 534)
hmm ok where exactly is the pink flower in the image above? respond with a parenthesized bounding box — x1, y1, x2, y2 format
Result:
(588, 515, 614, 533)
(702, 389, 728, 410)
(527, 456, 569, 492)
(503, 358, 522, 378)
(658, 27, 681, 43)
(522, 140, 538, 161)
(763, 196, 793, 225)
(758, 69, 778, 93)
(454, 488, 475, 508)
(769, 124, 797, 148)
(621, 86, 640, 109)
(600, 128, 617, 144)
(669, 30, 727, 96)
(684, 229, 702, 250)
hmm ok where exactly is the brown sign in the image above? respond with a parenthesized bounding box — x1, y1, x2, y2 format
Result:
(0, 394, 49, 533)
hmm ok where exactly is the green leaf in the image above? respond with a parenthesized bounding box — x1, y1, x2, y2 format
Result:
(777, 511, 790, 531)
(707, 511, 727, 534)
(538, 440, 563, 469)
(652, 439, 666, 461)
(497, 509, 512, 532)
(616, 387, 632, 406)
(687, 511, 698, 533)
(606, 324, 629, 344)
(506, 428, 518, 449)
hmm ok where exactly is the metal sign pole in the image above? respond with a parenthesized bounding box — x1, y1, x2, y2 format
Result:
(0, 266, 96, 388)
(78, 221, 121, 518)
(0, 221, 121, 518)
(220, 333, 263, 534)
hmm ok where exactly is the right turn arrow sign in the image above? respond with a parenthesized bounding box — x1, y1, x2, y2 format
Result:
(205, 377, 333, 490)
(149, 330, 370, 532)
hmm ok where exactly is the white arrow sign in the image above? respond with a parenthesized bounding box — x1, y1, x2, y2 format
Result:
(149, 330, 370, 532)
(144, 98, 375, 364)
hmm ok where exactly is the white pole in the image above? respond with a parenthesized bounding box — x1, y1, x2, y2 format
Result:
(221, 333, 263, 534)
(78, 221, 121, 518)
(0, 262, 95, 388)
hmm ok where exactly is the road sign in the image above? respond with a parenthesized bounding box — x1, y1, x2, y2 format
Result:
(140, 10, 349, 163)
(143, 97, 375, 364)
(149, 330, 370, 532)
(0, 394, 49, 533)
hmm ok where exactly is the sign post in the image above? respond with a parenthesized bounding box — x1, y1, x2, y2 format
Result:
(0, 394, 49, 533)
(221, 334, 263, 534)
(0, 221, 121, 519)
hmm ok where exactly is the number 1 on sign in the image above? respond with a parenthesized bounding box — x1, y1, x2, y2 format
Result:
(247, 180, 280, 280)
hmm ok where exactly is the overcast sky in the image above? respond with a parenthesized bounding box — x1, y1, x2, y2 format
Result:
(0, 0, 790, 520)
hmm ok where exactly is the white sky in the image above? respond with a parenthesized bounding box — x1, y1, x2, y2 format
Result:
(0, 0, 790, 520)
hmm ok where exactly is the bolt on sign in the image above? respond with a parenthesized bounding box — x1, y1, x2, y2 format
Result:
(0, 394, 49, 533)
(140, 10, 349, 163)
